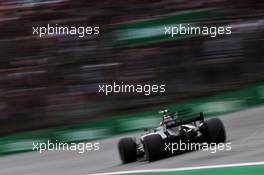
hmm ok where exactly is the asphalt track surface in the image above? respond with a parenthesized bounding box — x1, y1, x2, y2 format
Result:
(0, 106, 264, 175)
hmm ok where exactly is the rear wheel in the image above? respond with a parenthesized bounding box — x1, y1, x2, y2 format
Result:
(118, 137, 137, 164)
(144, 134, 165, 161)
(203, 118, 226, 143)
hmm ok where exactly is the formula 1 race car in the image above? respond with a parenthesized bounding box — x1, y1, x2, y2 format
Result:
(118, 109, 226, 163)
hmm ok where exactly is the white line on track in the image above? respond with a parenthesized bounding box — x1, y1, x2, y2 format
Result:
(87, 161, 264, 175)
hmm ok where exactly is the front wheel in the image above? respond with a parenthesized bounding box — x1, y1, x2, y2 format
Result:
(144, 134, 165, 161)
(118, 137, 137, 164)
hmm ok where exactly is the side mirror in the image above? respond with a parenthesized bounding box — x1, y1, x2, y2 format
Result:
(199, 112, 204, 121)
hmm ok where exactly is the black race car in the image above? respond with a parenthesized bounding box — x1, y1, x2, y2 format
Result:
(118, 109, 226, 163)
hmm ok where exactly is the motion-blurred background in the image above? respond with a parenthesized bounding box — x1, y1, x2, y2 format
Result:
(0, 0, 263, 142)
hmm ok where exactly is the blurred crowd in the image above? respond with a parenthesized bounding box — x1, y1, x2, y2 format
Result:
(0, 0, 263, 135)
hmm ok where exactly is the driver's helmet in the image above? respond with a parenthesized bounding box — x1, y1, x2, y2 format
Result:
(159, 110, 175, 127)
(163, 115, 176, 128)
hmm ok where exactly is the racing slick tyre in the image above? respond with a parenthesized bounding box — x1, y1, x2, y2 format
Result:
(203, 118, 226, 143)
(143, 134, 165, 162)
(118, 137, 137, 164)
